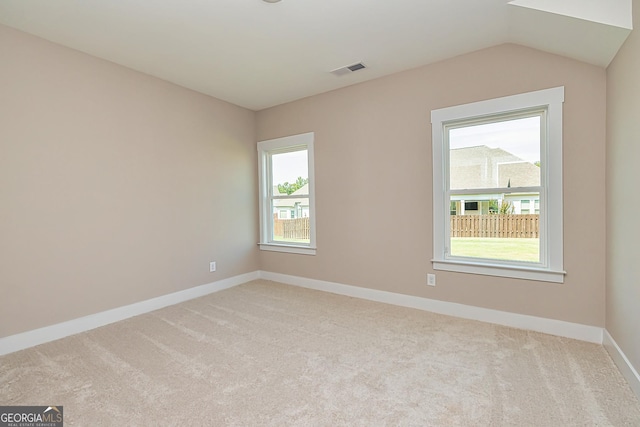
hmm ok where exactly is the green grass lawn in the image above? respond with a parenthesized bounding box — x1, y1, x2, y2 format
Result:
(273, 235, 310, 244)
(450, 237, 539, 262)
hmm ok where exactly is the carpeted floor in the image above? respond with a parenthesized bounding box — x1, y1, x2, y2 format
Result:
(1, 280, 639, 426)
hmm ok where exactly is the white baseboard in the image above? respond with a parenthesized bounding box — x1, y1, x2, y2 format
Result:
(603, 330, 640, 400)
(259, 271, 603, 344)
(1, 270, 605, 357)
(0, 271, 259, 356)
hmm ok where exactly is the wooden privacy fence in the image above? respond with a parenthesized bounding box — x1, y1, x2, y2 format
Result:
(450, 214, 539, 238)
(273, 214, 310, 240)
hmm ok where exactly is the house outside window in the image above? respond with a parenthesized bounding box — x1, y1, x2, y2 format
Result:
(431, 87, 565, 283)
(258, 132, 316, 255)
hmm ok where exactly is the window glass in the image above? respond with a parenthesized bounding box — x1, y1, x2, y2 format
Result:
(447, 114, 542, 264)
(270, 149, 309, 244)
(449, 116, 541, 190)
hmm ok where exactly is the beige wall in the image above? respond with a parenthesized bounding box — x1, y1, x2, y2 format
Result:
(0, 23, 613, 339)
(0, 25, 259, 337)
(606, 1, 640, 373)
(257, 44, 607, 327)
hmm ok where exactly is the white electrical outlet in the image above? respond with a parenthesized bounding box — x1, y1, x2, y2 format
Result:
(210, 262, 216, 272)
(427, 273, 436, 286)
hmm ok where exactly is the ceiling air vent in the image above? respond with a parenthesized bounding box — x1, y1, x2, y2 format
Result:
(330, 62, 367, 76)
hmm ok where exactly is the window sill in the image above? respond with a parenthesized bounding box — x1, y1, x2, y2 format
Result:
(259, 243, 317, 256)
(432, 259, 565, 283)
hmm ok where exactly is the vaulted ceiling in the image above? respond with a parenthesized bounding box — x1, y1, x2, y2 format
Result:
(0, 0, 632, 110)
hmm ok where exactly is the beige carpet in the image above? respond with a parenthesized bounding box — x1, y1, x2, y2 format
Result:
(1, 280, 639, 426)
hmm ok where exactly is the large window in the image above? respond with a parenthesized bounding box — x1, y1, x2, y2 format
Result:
(258, 132, 316, 255)
(431, 87, 565, 283)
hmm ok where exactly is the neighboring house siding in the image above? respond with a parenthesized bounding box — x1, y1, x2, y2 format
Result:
(450, 145, 540, 215)
(450, 145, 539, 189)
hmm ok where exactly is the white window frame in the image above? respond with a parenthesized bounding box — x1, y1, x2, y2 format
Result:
(258, 132, 316, 255)
(431, 87, 565, 283)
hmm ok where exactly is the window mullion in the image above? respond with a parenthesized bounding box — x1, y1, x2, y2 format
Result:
(449, 186, 541, 196)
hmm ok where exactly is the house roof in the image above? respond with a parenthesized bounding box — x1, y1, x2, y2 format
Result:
(0, 1, 631, 110)
(273, 184, 309, 208)
(450, 145, 540, 190)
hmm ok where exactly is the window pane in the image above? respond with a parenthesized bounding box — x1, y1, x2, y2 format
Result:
(449, 116, 541, 190)
(271, 150, 308, 196)
(272, 197, 310, 244)
(449, 193, 540, 263)
(270, 149, 310, 244)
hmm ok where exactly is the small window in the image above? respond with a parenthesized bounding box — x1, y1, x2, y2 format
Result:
(431, 87, 565, 283)
(258, 132, 316, 255)
(464, 201, 479, 211)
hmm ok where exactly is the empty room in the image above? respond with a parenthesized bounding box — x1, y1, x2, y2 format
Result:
(1, 0, 639, 425)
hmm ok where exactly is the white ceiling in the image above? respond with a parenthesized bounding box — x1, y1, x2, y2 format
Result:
(0, 0, 632, 111)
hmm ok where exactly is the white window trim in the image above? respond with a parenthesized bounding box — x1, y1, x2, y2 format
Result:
(258, 132, 316, 256)
(431, 87, 565, 283)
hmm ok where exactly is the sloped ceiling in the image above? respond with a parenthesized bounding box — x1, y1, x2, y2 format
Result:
(0, 0, 632, 110)
(508, 0, 632, 67)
